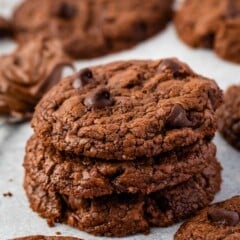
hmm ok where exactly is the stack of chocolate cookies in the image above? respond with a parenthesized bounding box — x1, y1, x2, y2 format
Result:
(24, 58, 223, 237)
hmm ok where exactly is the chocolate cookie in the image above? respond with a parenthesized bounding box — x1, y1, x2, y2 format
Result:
(24, 157, 221, 237)
(24, 135, 217, 198)
(175, 0, 240, 63)
(13, 0, 173, 59)
(13, 236, 81, 240)
(175, 196, 240, 240)
(0, 16, 12, 38)
(32, 58, 223, 160)
(0, 36, 72, 121)
(217, 85, 240, 150)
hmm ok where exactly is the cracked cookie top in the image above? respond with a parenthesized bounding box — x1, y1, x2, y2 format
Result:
(13, 0, 173, 59)
(32, 58, 223, 160)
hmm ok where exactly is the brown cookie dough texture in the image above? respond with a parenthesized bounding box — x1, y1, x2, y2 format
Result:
(13, 236, 82, 240)
(217, 85, 240, 150)
(13, 0, 173, 59)
(24, 135, 217, 198)
(26, 58, 223, 237)
(0, 36, 72, 120)
(0, 16, 12, 38)
(24, 156, 221, 237)
(175, 196, 240, 240)
(32, 58, 223, 161)
(175, 0, 240, 63)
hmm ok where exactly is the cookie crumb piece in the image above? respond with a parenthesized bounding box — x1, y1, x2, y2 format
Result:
(3, 192, 13, 197)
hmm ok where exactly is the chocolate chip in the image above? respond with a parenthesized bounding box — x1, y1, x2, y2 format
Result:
(166, 104, 194, 128)
(157, 59, 192, 78)
(73, 68, 94, 89)
(84, 87, 114, 109)
(208, 208, 240, 226)
(53, 2, 76, 19)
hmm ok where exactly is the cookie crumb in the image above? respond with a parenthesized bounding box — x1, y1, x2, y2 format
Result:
(3, 192, 13, 197)
(55, 231, 62, 235)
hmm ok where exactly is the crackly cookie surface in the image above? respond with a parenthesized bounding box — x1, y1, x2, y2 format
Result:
(24, 135, 216, 198)
(32, 58, 223, 160)
(13, 0, 173, 59)
(0, 36, 72, 120)
(175, 196, 240, 240)
(13, 236, 82, 240)
(0, 16, 12, 38)
(175, 0, 240, 63)
(217, 85, 240, 150)
(24, 157, 221, 237)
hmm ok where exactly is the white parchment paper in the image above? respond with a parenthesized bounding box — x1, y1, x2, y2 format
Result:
(0, 1, 240, 239)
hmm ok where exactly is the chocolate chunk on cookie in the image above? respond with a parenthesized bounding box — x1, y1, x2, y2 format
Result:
(24, 135, 216, 198)
(175, 196, 240, 240)
(32, 58, 223, 160)
(13, 0, 173, 59)
(175, 0, 240, 63)
(0, 36, 72, 121)
(24, 157, 221, 237)
(0, 16, 12, 39)
(13, 236, 81, 240)
(217, 85, 240, 150)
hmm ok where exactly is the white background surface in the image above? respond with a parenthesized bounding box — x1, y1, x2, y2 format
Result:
(0, 0, 240, 239)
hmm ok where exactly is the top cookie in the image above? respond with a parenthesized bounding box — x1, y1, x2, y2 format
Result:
(175, 0, 240, 63)
(0, 36, 72, 120)
(0, 16, 12, 38)
(175, 196, 240, 240)
(32, 58, 222, 160)
(13, 0, 173, 59)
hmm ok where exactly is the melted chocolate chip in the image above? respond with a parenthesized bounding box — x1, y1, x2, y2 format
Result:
(157, 59, 192, 78)
(208, 208, 240, 226)
(84, 87, 114, 109)
(53, 2, 76, 19)
(166, 104, 194, 128)
(73, 68, 94, 89)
